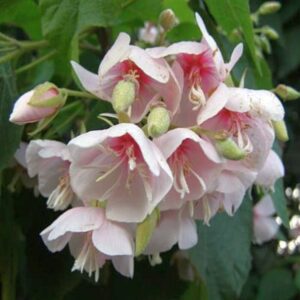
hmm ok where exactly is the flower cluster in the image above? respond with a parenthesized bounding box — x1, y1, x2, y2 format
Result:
(10, 13, 286, 280)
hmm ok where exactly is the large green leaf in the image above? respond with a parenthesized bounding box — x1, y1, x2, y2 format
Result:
(0, 0, 42, 39)
(0, 63, 23, 172)
(188, 196, 252, 300)
(204, 0, 259, 70)
(257, 269, 297, 300)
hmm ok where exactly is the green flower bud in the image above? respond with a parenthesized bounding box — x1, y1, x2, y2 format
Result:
(135, 208, 160, 256)
(112, 80, 135, 113)
(28, 82, 65, 108)
(147, 106, 170, 138)
(215, 138, 246, 160)
(159, 9, 179, 32)
(260, 35, 271, 54)
(261, 26, 279, 40)
(272, 120, 289, 142)
(258, 2, 281, 15)
(274, 84, 300, 101)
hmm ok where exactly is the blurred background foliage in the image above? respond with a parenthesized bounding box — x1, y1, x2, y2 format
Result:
(0, 0, 300, 299)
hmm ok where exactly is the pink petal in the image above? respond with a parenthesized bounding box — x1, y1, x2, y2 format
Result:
(92, 221, 134, 256)
(254, 195, 276, 217)
(129, 46, 169, 83)
(9, 90, 56, 125)
(225, 43, 244, 75)
(41, 207, 105, 240)
(197, 83, 229, 124)
(98, 32, 131, 76)
(144, 210, 179, 254)
(178, 207, 198, 249)
(253, 216, 279, 244)
(112, 256, 134, 278)
(146, 41, 208, 58)
(256, 150, 284, 189)
(71, 61, 107, 99)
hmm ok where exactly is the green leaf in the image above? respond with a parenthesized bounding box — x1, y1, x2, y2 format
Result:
(271, 141, 289, 228)
(188, 196, 252, 300)
(271, 180, 289, 228)
(0, 63, 23, 172)
(181, 281, 208, 300)
(257, 269, 297, 300)
(204, 0, 259, 71)
(0, 0, 42, 39)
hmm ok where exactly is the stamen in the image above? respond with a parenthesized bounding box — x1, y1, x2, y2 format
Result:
(72, 237, 101, 282)
(47, 175, 73, 211)
(188, 83, 206, 110)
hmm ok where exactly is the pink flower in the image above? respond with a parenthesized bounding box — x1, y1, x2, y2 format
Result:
(144, 204, 198, 255)
(253, 195, 279, 244)
(71, 33, 181, 122)
(154, 128, 221, 210)
(9, 87, 60, 125)
(41, 206, 134, 281)
(255, 150, 284, 190)
(138, 22, 159, 44)
(68, 123, 173, 223)
(147, 13, 242, 126)
(194, 165, 256, 224)
(26, 140, 76, 211)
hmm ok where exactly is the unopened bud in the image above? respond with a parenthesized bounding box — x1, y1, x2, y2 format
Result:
(272, 120, 289, 142)
(258, 2, 281, 15)
(274, 84, 300, 101)
(260, 35, 271, 54)
(147, 106, 170, 138)
(28, 82, 64, 108)
(10, 83, 64, 125)
(159, 9, 179, 32)
(215, 138, 246, 160)
(262, 26, 279, 40)
(112, 80, 135, 113)
(135, 208, 159, 256)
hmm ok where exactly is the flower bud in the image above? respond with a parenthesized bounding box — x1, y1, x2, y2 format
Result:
(147, 106, 170, 138)
(261, 26, 279, 40)
(272, 120, 289, 142)
(9, 82, 63, 125)
(274, 84, 300, 101)
(215, 138, 246, 160)
(258, 2, 281, 15)
(28, 82, 64, 108)
(135, 208, 159, 256)
(159, 9, 179, 32)
(112, 80, 135, 113)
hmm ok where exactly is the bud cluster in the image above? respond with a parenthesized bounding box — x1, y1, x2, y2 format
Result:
(10, 12, 287, 281)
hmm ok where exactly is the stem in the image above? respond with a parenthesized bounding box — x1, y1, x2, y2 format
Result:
(1, 270, 16, 300)
(0, 50, 20, 64)
(0, 32, 19, 45)
(15, 50, 57, 74)
(60, 88, 98, 100)
(20, 40, 49, 50)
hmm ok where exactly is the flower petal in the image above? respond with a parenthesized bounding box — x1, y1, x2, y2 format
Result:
(98, 32, 131, 76)
(92, 221, 134, 256)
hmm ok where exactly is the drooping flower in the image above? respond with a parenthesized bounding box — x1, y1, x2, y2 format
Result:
(201, 86, 284, 171)
(253, 195, 279, 244)
(9, 83, 63, 125)
(154, 128, 221, 210)
(68, 123, 173, 223)
(194, 164, 257, 224)
(147, 13, 242, 126)
(71, 33, 181, 123)
(138, 22, 159, 45)
(26, 140, 76, 211)
(41, 206, 134, 281)
(255, 150, 284, 190)
(144, 204, 198, 256)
